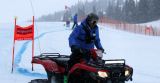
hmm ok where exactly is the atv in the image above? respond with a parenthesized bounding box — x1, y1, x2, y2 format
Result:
(29, 49, 133, 83)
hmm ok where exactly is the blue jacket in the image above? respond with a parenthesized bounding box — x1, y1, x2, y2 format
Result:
(69, 20, 103, 50)
(73, 14, 78, 23)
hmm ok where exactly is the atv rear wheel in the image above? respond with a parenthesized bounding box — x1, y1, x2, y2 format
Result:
(50, 76, 57, 83)
(68, 75, 97, 83)
(29, 79, 48, 83)
(112, 80, 125, 83)
(47, 71, 63, 83)
(102, 80, 125, 83)
(49, 75, 63, 83)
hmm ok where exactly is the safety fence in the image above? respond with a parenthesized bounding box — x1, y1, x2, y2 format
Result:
(99, 17, 160, 36)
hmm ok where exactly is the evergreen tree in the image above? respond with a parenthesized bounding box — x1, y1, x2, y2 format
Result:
(123, 0, 136, 22)
(152, 0, 160, 19)
(147, 0, 155, 21)
(114, 0, 121, 20)
(106, 1, 114, 19)
(137, 0, 149, 22)
(123, 0, 130, 21)
(93, 5, 97, 14)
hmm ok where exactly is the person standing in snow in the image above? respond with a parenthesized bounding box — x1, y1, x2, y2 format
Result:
(71, 13, 78, 30)
(66, 17, 71, 27)
(68, 13, 104, 70)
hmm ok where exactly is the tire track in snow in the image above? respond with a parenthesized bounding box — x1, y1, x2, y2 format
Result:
(14, 29, 66, 78)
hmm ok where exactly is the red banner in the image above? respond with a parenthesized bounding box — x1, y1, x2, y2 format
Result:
(14, 25, 34, 40)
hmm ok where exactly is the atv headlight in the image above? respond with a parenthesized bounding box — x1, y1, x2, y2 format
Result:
(98, 71, 109, 78)
(125, 70, 130, 76)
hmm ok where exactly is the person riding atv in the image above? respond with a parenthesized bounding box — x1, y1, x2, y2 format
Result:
(29, 13, 133, 83)
(68, 13, 105, 71)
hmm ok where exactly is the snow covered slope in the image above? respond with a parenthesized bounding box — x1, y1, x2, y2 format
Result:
(0, 22, 160, 83)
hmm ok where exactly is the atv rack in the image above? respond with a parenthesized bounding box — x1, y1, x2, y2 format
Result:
(104, 59, 125, 66)
(34, 53, 70, 61)
(34, 53, 69, 58)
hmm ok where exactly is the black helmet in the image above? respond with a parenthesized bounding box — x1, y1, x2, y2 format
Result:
(86, 13, 99, 22)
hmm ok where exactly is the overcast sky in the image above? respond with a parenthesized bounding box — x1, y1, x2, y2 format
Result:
(0, 0, 93, 23)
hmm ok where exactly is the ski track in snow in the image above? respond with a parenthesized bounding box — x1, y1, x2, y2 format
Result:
(14, 29, 66, 78)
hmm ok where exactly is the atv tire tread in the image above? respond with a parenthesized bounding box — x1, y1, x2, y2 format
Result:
(29, 79, 48, 83)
